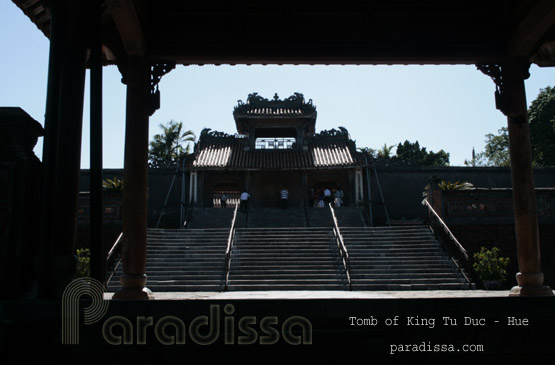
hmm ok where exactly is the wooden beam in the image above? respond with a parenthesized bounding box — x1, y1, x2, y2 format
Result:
(107, 0, 145, 56)
(509, 0, 555, 57)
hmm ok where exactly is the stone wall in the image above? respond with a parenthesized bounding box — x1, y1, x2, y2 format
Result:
(79, 166, 555, 226)
(366, 166, 555, 224)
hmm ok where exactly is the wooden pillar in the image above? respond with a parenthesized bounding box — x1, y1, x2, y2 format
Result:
(479, 59, 553, 296)
(49, 37, 87, 298)
(113, 56, 153, 299)
(36, 2, 88, 298)
(503, 60, 553, 296)
(198, 171, 205, 207)
(189, 171, 197, 205)
(38, 3, 64, 298)
(301, 170, 308, 207)
(89, 0, 104, 284)
(354, 168, 362, 206)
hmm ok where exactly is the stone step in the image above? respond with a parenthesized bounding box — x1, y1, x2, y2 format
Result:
(227, 278, 346, 285)
(350, 273, 466, 279)
(348, 277, 468, 284)
(106, 224, 472, 292)
(349, 267, 463, 274)
(226, 268, 343, 274)
(349, 264, 461, 270)
(350, 283, 471, 290)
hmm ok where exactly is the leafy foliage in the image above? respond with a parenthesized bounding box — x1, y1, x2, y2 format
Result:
(466, 127, 511, 167)
(314, 126, 349, 138)
(102, 177, 123, 192)
(472, 246, 510, 281)
(76, 248, 90, 278)
(464, 147, 489, 167)
(360, 140, 450, 167)
(394, 140, 450, 166)
(438, 180, 474, 191)
(149, 121, 196, 168)
(529, 86, 555, 166)
(199, 128, 237, 140)
(422, 179, 473, 204)
(468, 86, 555, 167)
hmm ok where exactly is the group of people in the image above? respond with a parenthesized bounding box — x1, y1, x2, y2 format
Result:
(220, 186, 344, 212)
(309, 187, 344, 208)
(219, 191, 251, 212)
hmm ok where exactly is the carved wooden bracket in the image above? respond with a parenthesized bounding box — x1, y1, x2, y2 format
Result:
(148, 63, 176, 116)
(476, 58, 530, 118)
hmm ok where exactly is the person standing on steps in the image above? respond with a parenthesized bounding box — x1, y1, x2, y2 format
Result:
(317, 190, 325, 208)
(240, 190, 250, 213)
(335, 187, 343, 208)
(324, 187, 331, 205)
(280, 187, 289, 209)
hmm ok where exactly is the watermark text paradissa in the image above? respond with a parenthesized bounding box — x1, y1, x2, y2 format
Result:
(62, 278, 312, 346)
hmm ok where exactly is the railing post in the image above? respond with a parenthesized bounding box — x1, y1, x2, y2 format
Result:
(224, 204, 239, 290)
(423, 200, 473, 288)
(329, 203, 352, 290)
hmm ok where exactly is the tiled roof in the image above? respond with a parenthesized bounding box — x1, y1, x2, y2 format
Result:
(189, 138, 362, 170)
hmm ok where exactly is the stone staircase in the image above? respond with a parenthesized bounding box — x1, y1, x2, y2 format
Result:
(246, 207, 307, 228)
(342, 225, 471, 290)
(306, 207, 333, 227)
(306, 206, 366, 227)
(107, 228, 229, 292)
(186, 207, 246, 229)
(333, 206, 366, 227)
(107, 222, 472, 292)
(226, 227, 349, 290)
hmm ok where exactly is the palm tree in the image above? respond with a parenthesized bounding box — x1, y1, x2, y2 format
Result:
(149, 120, 196, 168)
(378, 143, 395, 159)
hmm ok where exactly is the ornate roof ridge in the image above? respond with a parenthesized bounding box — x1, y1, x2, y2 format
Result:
(233, 92, 316, 116)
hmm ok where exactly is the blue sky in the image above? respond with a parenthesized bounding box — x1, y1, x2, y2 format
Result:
(2, 2, 555, 168)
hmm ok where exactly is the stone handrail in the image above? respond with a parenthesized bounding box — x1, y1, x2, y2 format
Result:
(329, 203, 352, 290)
(224, 204, 239, 290)
(105, 232, 123, 287)
(424, 200, 468, 260)
(423, 200, 473, 288)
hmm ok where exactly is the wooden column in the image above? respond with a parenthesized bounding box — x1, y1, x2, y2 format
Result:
(301, 170, 308, 207)
(503, 60, 553, 296)
(479, 59, 552, 296)
(38, 3, 64, 298)
(89, 0, 104, 284)
(37, 2, 88, 298)
(113, 55, 153, 299)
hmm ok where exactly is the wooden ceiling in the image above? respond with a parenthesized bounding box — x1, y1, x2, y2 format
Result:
(12, 0, 555, 66)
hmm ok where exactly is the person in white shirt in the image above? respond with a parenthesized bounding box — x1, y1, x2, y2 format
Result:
(240, 190, 250, 213)
(324, 188, 331, 205)
(334, 188, 343, 207)
(220, 193, 228, 208)
(280, 187, 289, 209)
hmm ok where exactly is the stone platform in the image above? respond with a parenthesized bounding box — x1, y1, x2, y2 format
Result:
(3, 290, 555, 363)
(105, 289, 516, 300)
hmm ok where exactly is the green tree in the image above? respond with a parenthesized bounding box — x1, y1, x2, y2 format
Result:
(149, 121, 196, 168)
(464, 147, 489, 167)
(378, 143, 395, 159)
(393, 140, 450, 166)
(360, 140, 449, 166)
(469, 86, 555, 167)
(465, 127, 510, 167)
(477, 127, 511, 167)
(529, 86, 555, 166)
(483, 127, 510, 166)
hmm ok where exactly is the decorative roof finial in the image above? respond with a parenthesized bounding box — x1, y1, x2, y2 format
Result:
(273, 93, 279, 101)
